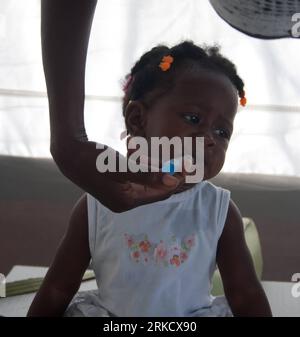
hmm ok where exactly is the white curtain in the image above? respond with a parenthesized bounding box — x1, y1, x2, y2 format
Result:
(1, 0, 300, 177)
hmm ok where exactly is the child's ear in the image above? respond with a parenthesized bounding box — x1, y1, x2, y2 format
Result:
(124, 101, 147, 137)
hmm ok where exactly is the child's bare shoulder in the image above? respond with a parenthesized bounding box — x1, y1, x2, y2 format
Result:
(71, 193, 88, 218)
(226, 199, 243, 225)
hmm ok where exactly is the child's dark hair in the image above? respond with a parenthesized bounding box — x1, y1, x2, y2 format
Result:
(122, 40, 245, 117)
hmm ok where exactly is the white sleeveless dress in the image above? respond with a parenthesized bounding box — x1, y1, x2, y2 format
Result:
(64, 180, 233, 317)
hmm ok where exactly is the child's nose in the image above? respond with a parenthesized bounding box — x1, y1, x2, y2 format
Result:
(204, 132, 216, 147)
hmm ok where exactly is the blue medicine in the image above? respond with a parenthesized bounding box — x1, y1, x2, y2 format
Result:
(161, 159, 176, 175)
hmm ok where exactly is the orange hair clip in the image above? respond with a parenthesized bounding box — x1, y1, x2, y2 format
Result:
(239, 90, 247, 107)
(159, 55, 174, 72)
(240, 96, 247, 107)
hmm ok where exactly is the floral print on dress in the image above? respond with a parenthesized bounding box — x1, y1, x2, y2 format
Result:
(124, 233, 155, 264)
(124, 233, 196, 267)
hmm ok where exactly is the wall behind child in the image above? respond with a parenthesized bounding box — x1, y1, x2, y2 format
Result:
(0, 0, 300, 178)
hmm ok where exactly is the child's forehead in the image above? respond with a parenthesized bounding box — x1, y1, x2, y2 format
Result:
(174, 69, 233, 91)
(167, 70, 238, 106)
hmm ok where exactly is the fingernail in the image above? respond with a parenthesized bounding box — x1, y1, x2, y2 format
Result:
(183, 155, 193, 171)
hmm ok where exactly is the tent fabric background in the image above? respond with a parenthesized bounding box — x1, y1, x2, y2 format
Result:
(0, 0, 300, 177)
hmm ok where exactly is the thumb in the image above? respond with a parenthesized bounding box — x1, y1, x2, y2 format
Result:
(162, 173, 180, 187)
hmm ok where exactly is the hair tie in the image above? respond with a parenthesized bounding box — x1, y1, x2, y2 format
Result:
(159, 55, 174, 72)
(123, 75, 134, 93)
(239, 90, 247, 107)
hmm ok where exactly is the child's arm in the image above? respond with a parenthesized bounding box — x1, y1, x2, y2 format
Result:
(41, 0, 186, 213)
(27, 194, 91, 316)
(216, 200, 272, 317)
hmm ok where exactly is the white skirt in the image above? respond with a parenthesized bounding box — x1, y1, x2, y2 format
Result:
(64, 290, 233, 317)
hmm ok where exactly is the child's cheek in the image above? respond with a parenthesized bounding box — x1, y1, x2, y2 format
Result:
(206, 150, 226, 179)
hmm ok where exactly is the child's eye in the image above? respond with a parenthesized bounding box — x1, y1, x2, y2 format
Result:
(183, 114, 201, 125)
(215, 128, 231, 140)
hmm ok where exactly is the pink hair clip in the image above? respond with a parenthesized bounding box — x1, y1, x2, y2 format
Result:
(123, 75, 133, 93)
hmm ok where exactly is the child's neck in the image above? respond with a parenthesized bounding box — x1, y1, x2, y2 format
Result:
(173, 182, 197, 194)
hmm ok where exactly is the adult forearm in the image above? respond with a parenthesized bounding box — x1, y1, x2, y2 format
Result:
(41, 0, 97, 142)
(40, 0, 124, 209)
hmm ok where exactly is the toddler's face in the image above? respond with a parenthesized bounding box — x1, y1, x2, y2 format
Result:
(126, 70, 238, 181)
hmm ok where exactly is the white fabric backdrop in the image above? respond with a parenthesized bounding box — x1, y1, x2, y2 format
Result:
(0, 0, 300, 177)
